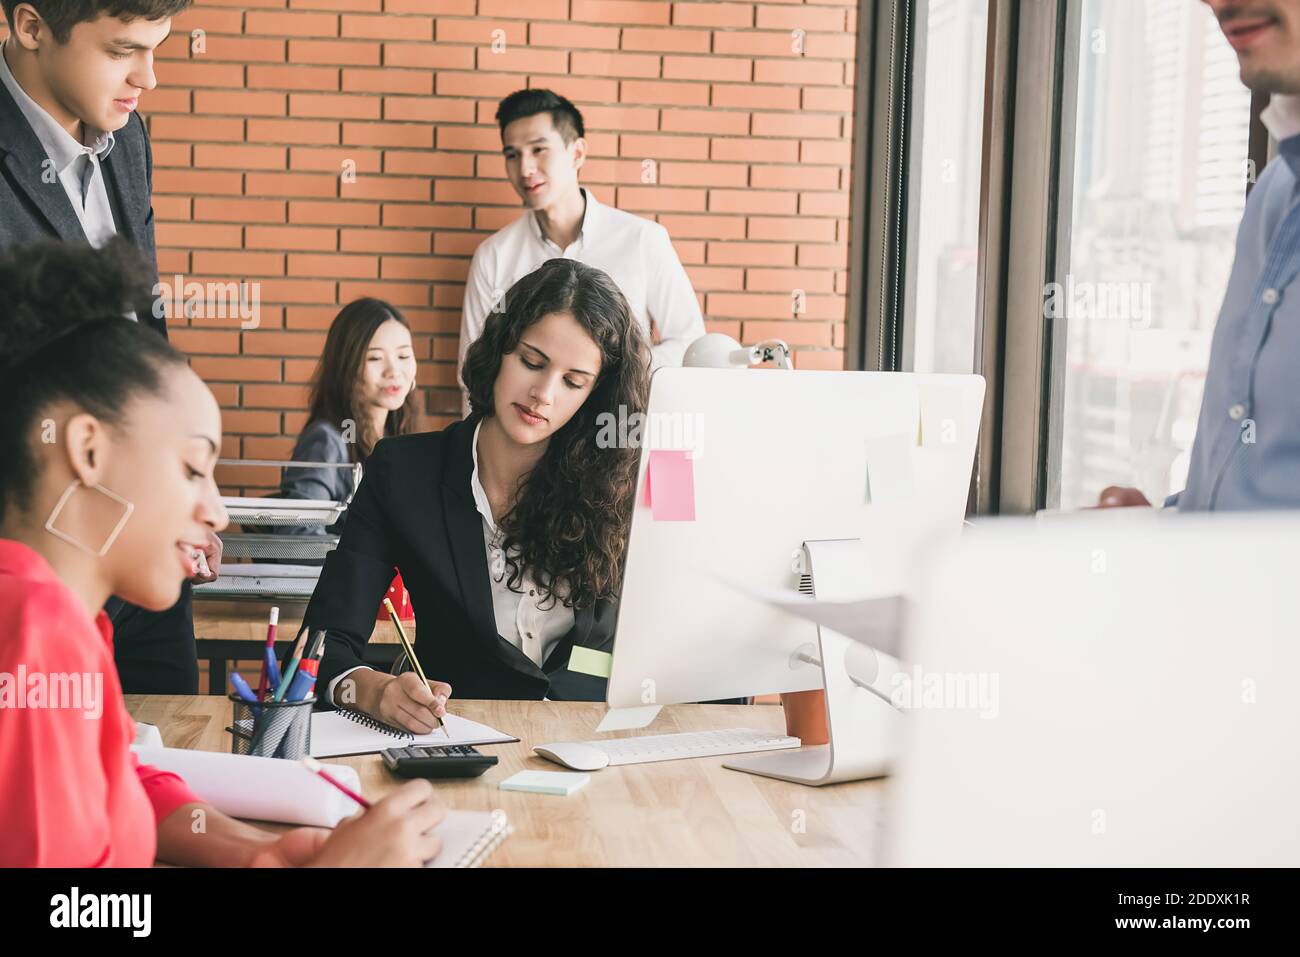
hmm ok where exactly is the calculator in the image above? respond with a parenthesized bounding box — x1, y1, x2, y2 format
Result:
(381, 745, 498, 779)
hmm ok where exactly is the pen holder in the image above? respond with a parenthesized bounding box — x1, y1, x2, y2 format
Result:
(228, 694, 315, 760)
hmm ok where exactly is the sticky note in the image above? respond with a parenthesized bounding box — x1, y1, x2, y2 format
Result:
(596, 705, 661, 732)
(568, 646, 613, 678)
(643, 449, 696, 521)
(863, 433, 915, 505)
(500, 770, 590, 796)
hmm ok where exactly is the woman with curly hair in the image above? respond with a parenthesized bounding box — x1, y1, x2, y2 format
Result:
(303, 258, 651, 728)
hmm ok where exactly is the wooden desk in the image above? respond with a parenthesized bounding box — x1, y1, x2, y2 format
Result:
(125, 695, 880, 866)
(192, 601, 403, 695)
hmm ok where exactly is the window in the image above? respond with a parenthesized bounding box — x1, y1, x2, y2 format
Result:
(907, 0, 989, 374)
(1052, 0, 1252, 509)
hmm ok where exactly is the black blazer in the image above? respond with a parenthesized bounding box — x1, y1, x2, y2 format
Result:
(305, 417, 615, 702)
(0, 75, 164, 337)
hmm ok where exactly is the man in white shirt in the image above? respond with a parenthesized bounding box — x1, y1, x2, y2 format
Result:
(457, 88, 706, 414)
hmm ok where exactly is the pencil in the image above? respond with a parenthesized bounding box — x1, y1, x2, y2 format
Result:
(383, 597, 446, 736)
(302, 756, 370, 809)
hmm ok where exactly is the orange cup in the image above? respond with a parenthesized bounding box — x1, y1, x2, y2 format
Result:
(779, 688, 828, 745)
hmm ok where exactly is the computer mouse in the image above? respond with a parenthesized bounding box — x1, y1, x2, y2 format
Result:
(533, 742, 610, 771)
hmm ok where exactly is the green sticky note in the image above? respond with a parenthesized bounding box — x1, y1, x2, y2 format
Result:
(568, 646, 613, 678)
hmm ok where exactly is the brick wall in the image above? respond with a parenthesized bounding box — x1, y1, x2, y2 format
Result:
(4, 0, 857, 494)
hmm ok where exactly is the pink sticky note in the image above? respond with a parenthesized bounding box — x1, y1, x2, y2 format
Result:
(643, 450, 696, 521)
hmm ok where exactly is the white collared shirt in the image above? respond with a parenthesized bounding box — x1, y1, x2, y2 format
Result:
(457, 187, 706, 414)
(0, 41, 118, 249)
(1261, 93, 1300, 143)
(327, 421, 575, 705)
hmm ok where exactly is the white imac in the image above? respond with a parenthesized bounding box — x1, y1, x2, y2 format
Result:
(606, 367, 985, 785)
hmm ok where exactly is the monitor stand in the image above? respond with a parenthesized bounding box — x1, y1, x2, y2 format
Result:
(724, 538, 903, 786)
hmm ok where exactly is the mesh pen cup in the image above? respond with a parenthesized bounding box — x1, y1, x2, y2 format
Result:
(229, 694, 315, 760)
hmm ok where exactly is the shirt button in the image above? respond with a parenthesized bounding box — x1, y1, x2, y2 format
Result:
(1262, 288, 1280, 305)
(1229, 404, 1246, 420)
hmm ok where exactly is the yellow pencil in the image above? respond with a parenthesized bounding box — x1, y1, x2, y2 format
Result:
(383, 597, 446, 736)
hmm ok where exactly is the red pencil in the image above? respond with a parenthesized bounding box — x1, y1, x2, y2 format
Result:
(256, 606, 278, 702)
(302, 756, 370, 809)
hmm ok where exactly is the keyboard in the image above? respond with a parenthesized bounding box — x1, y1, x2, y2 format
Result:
(579, 728, 800, 766)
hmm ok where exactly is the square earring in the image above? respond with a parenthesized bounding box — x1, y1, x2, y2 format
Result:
(44, 480, 135, 557)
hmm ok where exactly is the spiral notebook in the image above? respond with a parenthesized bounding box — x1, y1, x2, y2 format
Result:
(430, 810, 513, 868)
(310, 707, 518, 758)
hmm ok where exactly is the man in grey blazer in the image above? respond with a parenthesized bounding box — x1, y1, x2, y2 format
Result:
(0, 0, 213, 693)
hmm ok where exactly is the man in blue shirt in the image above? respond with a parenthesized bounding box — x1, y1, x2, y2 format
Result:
(1100, 0, 1300, 510)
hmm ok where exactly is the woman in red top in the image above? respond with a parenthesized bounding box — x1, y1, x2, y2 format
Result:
(0, 239, 446, 867)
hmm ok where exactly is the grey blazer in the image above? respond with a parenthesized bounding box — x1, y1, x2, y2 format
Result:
(0, 74, 164, 338)
(277, 419, 357, 536)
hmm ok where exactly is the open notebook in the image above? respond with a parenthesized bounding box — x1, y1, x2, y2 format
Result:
(310, 708, 518, 758)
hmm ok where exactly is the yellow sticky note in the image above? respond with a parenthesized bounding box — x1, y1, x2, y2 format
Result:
(568, 646, 613, 678)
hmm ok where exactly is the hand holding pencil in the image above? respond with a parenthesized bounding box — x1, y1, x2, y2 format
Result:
(365, 598, 452, 736)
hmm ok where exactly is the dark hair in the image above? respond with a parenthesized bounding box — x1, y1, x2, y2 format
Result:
(306, 298, 419, 462)
(1, 0, 192, 43)
(0, 238, 186, 526)
(495, 88, 585, 144)
(462, 258, 651, 610)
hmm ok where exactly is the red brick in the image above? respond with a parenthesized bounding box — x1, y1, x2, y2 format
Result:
(572, 0, 670, 24)
(246, 11, 341, 37)
(662, 55, 751, 82)
(202, 36, 287, 63)
(342, 229, 432, 254)
(289, 200, 380, 225)
(570, 51, 661, 79)
(289, 39, 381, 66)
(384, 42, 475, 70)
(622, 27, 711, 53)
(707, 240, 796, 266)
(247, 119, 341, 145)
(246, 172, 340, 197)
(672, 2, 753, 27)
(744, 267, 836, 293)
(479, 0, 570, 19)
(192, 144, 286, 171)
(342, 67, 432, 95)
(755, 6, 848, 32)
(662, 109, 748, 135)
(712, 84, 800, 110)
(747, 215, 837, 242)
(290, 93, 382, 119)
(709, 189, 797, 214)
(476, 46, 569, 74)
(342, 14, 432, 40)
(754, 57, 842, 85)
(193, 197, 287, 224)
(529, 22, 620, 49)
(620, 133, 710, 160)
(193, 91, 287, 116)
(616, 185, 707, 212)
(248, 65, 341, 91)
(620, 79, 709, 107)
(156, 223, 244, 249)
(152, 116, 245, 142)
(193, 251, 286, 277)
(246, 226, 339, 251)
(290, 146, 383, 173)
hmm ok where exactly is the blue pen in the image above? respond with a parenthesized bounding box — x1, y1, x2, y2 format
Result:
(285, 667, 315, 702)
(263, 645, 281, 698)
(229, 671, 263, 722)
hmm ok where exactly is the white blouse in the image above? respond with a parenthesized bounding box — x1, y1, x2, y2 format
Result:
(469, 420, 575, 667)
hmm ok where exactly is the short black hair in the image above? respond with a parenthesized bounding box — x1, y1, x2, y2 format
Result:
(495, 89, 585, 144)
(1, 0, 192, 44)
(0, 238, 186, 526)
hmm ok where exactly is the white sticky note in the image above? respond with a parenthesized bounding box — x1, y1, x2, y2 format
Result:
(596, 705, 662, 732)
(500, 770, 590, 796)
(863, 433, 916, 505)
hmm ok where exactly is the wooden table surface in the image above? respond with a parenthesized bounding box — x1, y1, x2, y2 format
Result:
(126, 695, 881, 867)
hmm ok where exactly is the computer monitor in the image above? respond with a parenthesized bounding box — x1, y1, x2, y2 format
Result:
(887, 511, 1300, 866)
(607, 368, 986, 713)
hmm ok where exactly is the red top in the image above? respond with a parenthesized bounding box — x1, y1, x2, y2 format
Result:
(0, 539, 201, 866)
